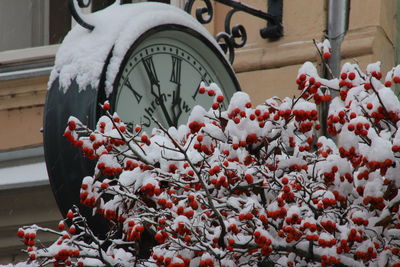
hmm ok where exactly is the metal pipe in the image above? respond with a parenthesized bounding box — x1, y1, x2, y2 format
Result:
(320, 0, 349, 137)
(327, 0, 350, 77)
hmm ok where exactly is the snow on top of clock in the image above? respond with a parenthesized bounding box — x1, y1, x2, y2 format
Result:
(49, 2, 225, 96)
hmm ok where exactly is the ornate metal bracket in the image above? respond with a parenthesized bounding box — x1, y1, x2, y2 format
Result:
(69, 0, 283, 64)
(68, 0, 95, 31)
(184, 0, 283, 64)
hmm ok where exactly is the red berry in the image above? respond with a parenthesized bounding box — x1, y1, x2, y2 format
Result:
(245, 174, 254, 184)
(89, 134, 96, 141)
(283, 185, 290, 193)
(199, 87, 206, 94)
(366, 103, 373, 109)
(58, 222, 65, 231)
(103, 102, 110, 110)
(208, 89, 215, 96)
(239, 214, 247, 221)
(339, 80, 347, 88)
(347, 124, 355, 132)
(69, 226, 77, 235)
(68, 120, 76, 131)
(141, 135, 148, 142)
(17, 229, 24, 238)
(348, 72, 356, 80)
(212, 103, 219, 110)
(216, 95, 224, 103)
(66, 210, 74, 219)
(340, 73, 347, 80)
(385, 81, 392, 87)
(323, 52, 331, 60)
(169, 164, 177, 173)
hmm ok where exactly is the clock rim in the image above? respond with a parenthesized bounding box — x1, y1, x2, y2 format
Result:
(105, 24, 241, 123)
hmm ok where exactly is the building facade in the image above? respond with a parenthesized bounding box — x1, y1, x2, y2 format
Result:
(0, 0, 397, 263)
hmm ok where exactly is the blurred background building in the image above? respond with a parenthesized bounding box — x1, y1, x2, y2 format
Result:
(0, 0, 397, 263)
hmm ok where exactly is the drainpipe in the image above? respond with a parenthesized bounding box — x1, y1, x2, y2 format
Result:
(327, 0, 350, 77)
(321, 0, 349, 136)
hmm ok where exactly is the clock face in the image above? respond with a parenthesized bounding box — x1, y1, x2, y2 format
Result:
(112, 25, 240, 131)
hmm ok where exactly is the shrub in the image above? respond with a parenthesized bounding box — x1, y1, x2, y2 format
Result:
(9, 44, 400, 267)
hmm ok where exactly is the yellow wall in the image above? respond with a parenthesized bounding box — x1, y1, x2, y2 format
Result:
(0, 76, 47, 150)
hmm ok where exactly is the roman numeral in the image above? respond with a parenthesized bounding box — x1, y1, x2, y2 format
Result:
(170, 56, 182, 84)
(142, 56, 159, 85)
(124, 79, 143, 103)
(182, 100, 191, 113)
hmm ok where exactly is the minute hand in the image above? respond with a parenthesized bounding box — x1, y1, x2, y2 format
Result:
(171, 83, 182, 127)
(154, 83, 174, 127)
(170, 56, 183, 127)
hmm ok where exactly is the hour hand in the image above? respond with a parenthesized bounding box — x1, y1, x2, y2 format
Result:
(170, 56, 182, 126)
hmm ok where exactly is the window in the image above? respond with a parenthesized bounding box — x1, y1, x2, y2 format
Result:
(0, 0, 71, 52)
(0, 0, 179, 53)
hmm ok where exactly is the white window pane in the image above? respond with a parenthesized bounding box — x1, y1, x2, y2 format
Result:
(0, 0, 49, 52)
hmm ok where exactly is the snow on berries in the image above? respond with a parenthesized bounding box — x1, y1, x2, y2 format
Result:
(317, 39, 332, 60)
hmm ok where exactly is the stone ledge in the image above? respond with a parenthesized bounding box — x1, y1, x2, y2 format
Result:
(0, 45, 58, 66)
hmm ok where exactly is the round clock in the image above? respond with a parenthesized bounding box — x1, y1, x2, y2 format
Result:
(44, 3, 240, 237)
(111, 25, 240, 131)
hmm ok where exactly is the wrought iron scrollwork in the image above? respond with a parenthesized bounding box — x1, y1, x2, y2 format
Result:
(185, 0, 283, 64)
(68, 0, 95, 31)
(215, 9, 247, 63)
(185, 0, 214, 24)
(69, 0, 283, 63)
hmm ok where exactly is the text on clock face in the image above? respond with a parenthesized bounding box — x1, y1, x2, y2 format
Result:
(139, 92, 192, 128)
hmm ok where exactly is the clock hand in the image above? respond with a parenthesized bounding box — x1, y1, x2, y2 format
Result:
(170, 55, 183, 127)
(142, 56, 174, 127)
(152, 83, 174, 127)
(171, 83, 182, 127)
